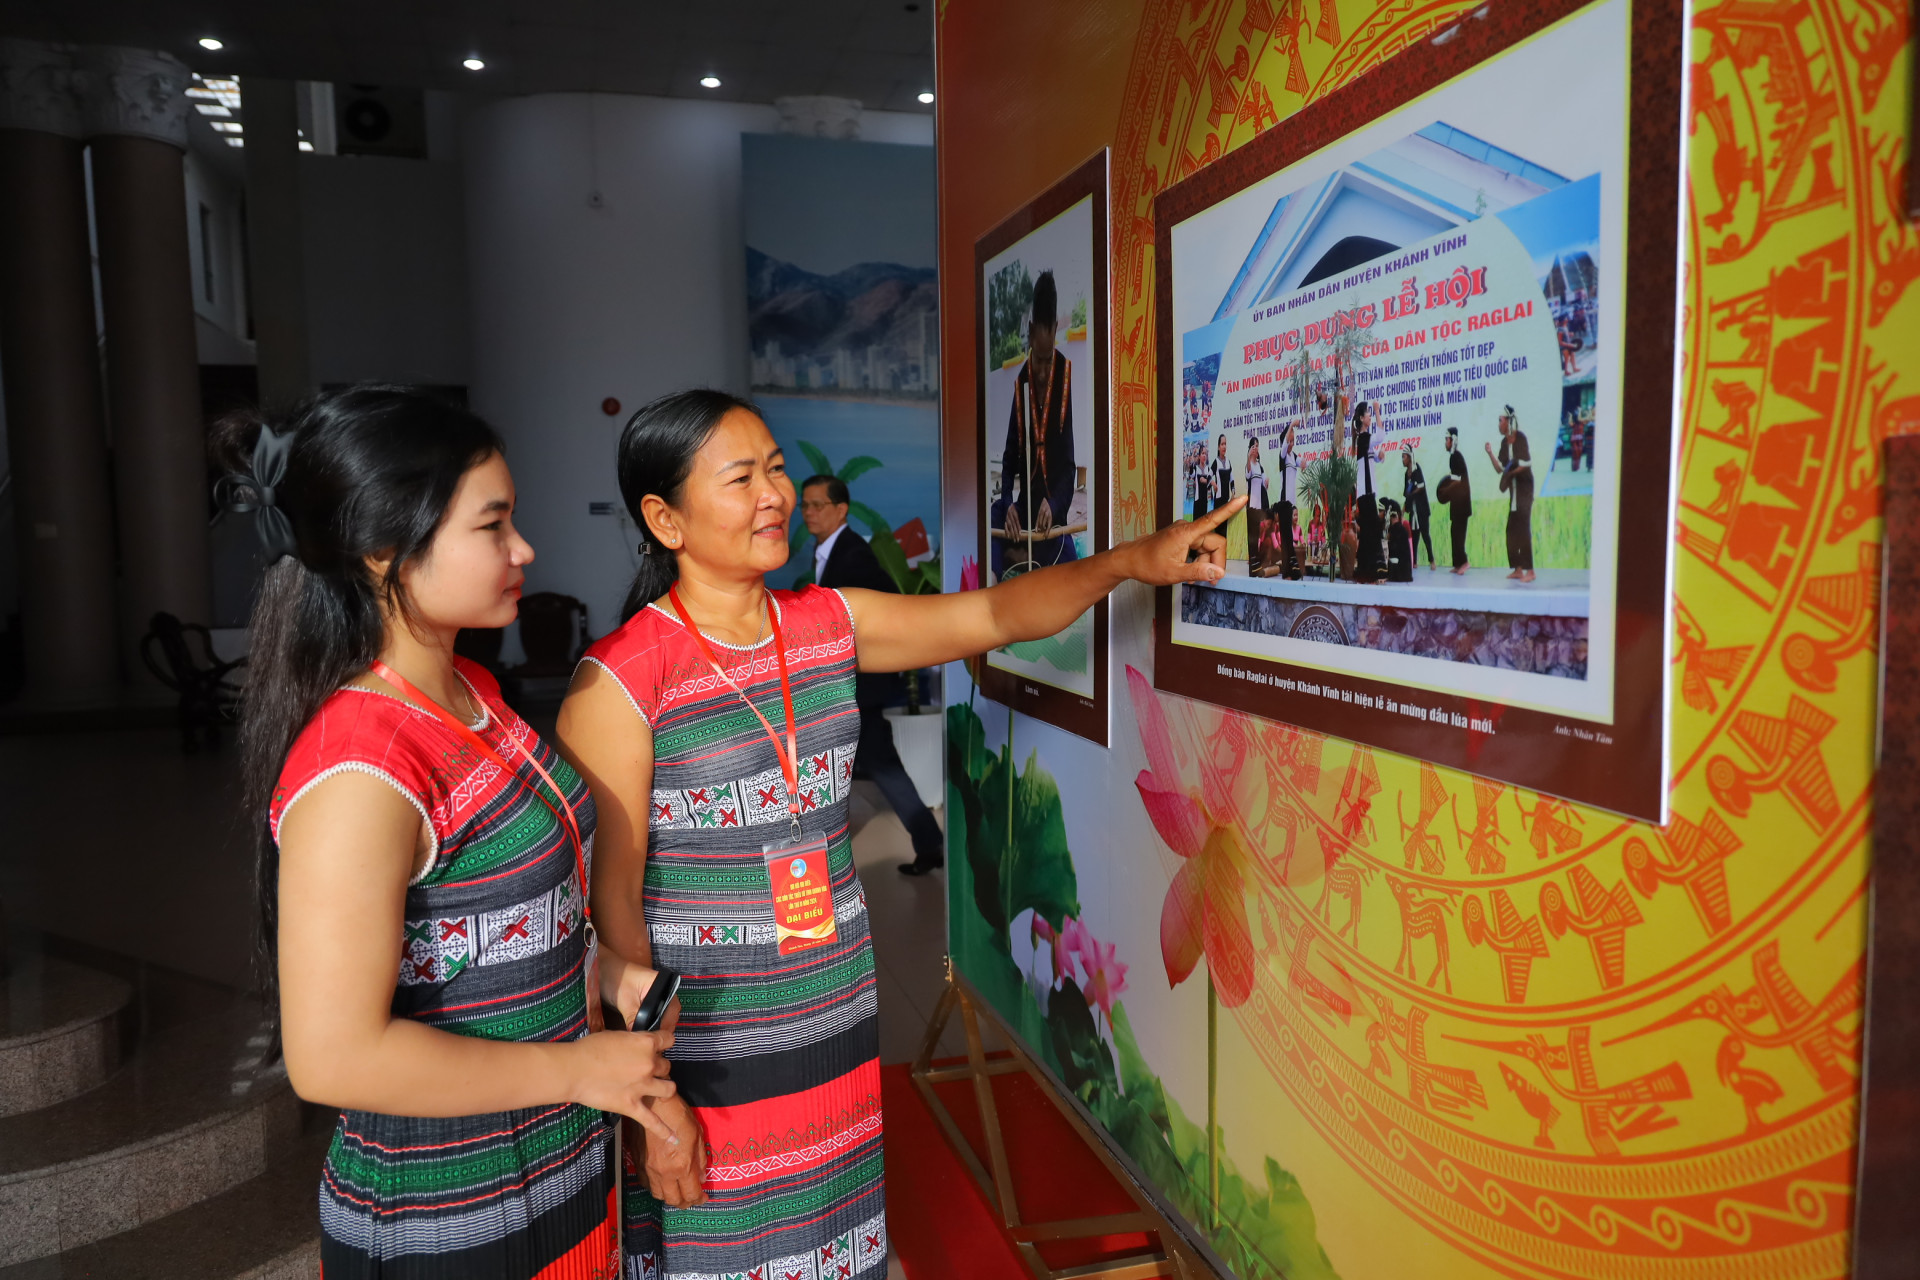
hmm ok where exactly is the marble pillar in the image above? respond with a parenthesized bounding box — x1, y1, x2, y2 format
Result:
(0, 40, 120, 704)
(81, 47, 210, 685)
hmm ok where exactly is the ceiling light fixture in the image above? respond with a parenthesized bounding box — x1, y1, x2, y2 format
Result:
(198, 37, 223, 51)
(463, 56, 485, 71)
(917, 91, 934, 104)
(699, 75, 722, 89)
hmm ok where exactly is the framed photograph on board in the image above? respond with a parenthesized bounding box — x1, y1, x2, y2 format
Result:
(975, 151, 1110, 745)
(1153, 0, 1680, 821)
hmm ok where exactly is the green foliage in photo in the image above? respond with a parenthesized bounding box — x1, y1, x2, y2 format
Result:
(944, 701, 1342, 1280)
(988, 260, 1035, 368)
(1301, 453, 1358, 580)
(1430, 493, 1591, 569)
(944, 702, 1079, 952)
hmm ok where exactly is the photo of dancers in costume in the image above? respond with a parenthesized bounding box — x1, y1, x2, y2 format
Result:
(1163, 109, 1612, 716)
(1245, 426, 1301, 579)
(1150, 0, 1680, 816)
(1487, 404, 1536, 582)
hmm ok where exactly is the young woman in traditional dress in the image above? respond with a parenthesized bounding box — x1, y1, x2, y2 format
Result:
(557, 390, 1242, 1280)
(223, 386, 682, 1279)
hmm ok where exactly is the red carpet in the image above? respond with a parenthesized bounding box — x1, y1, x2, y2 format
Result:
(882, 1058, 1159, 1280)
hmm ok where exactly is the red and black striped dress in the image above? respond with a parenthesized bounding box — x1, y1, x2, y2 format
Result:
(580, 586, 887, 1280)
(271, 658, 616, 1279)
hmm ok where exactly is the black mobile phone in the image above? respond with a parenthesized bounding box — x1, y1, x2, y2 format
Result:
(630, 968, 682, 1033)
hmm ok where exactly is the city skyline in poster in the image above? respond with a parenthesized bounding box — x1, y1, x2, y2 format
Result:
(741, 134, 942, 592)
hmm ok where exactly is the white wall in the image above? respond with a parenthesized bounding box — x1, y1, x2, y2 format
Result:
(463, 92, 932, 641)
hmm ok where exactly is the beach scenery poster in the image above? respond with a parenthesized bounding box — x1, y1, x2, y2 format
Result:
(742, 133, 941, 592)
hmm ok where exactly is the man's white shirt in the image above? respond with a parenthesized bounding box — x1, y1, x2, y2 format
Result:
(814, 521, 848, 582)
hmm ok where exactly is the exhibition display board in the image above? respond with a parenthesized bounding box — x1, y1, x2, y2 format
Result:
(1153, 0, 1678, 821)
(937, 0, 1905, 1276)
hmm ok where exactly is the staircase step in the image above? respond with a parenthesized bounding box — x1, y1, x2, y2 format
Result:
(0, 958, 133, 1118)
(0, 1113, 329, 1279)
(0, 1006, 299, 1267)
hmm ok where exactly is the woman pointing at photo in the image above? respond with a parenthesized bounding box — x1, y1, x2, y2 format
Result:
(556, 389, 1241, 1280)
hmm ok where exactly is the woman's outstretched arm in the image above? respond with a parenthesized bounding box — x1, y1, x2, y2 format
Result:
(844, 497, 1246, 674)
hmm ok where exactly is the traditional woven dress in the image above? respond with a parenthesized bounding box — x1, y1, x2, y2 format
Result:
(270, 658, 616, 1280)
(580, 586, 887, 1280)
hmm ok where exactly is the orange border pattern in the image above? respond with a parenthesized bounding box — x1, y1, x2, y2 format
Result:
(1095, 0, 1914, 1274)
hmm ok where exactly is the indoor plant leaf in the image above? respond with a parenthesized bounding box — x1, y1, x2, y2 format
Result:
(846, 499, 891, 537)
(837, 454, 884, 483)
(865, 522, 916, 593)
(796, 438, 834, 478)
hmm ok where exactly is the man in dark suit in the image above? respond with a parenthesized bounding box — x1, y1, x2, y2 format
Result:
(1401, 446, 1434, 570)
(1443, 427, 1472, 575)
(1351, 401, 1384, 582)
(801, 475, 946, 876)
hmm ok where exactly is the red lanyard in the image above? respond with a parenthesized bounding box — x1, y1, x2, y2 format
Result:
(666, 585, 803, 838)
(369, 660, 591, 922)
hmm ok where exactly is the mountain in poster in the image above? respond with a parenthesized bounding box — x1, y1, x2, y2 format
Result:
(746, 247, 939, 399)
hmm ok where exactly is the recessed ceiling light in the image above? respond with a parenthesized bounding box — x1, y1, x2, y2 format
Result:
(198, 37, 223, 51)
(917, 91, 934, 104)
(699, 75, 722, 89)
(463, 56, 485, 71)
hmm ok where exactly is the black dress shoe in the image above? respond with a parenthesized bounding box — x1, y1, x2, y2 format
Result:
(897, 859, 944, 876)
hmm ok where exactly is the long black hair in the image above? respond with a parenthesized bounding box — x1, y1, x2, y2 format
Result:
(213, 385, 501, 1024)
(616, 388, 762, 620)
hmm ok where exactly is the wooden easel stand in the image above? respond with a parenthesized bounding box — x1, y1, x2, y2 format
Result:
(910, 966, 1210, 1280)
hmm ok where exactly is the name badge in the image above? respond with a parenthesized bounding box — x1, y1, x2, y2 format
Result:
(764, 838, 838, 955)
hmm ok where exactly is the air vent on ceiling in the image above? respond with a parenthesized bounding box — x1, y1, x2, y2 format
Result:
(334, 84, 427, 159)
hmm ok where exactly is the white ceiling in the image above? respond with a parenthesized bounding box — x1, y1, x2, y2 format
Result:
(3, 0, 937, 114)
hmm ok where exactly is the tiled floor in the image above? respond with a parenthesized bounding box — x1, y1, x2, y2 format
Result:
(0, 727, 260, 989)
(0, 727, 980, 1279)
(843, 782, 985, 1066)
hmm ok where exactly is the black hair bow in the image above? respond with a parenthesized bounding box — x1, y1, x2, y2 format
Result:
(215, 427, 297, 560)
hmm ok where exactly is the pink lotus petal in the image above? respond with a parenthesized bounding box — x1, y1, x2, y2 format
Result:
(1126, 666, 1185, 797)
(1080, 936, 1130, 1019)
(1199, 845, 1257, 1008)
(1135, 771, 1209, 861)
(1159, 860, 1206, 990)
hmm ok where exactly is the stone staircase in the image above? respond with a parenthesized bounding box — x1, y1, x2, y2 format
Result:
(0, 938, 326, 1278)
